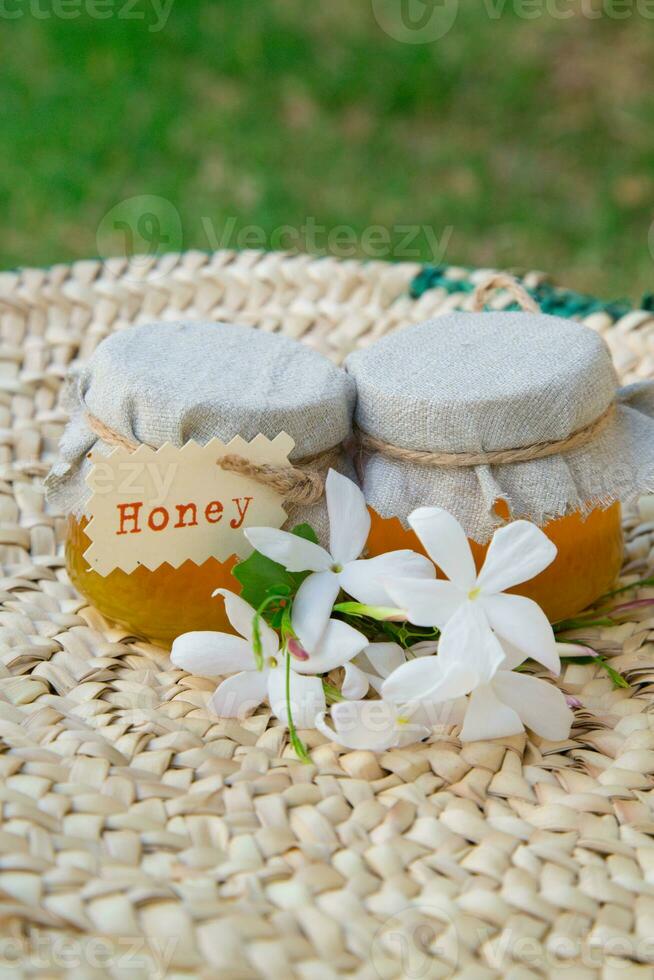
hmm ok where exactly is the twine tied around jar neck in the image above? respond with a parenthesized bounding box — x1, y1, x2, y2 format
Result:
(356, 400, 616, 469)
(84, 412, 339, 505)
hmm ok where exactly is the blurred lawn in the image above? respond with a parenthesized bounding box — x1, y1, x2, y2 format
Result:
(2, 0, 654, 299)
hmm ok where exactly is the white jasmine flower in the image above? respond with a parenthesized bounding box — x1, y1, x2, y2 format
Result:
(384, 507, 560, 675)
(171, 590, 360, 726)
(315, 698, 432, 752)
(246, 470, 435, 649)
(316, 687, 467, 751)
(341, 640, 437, 700)
(342, 641, 408, 699)
(382, 649, 573, 743)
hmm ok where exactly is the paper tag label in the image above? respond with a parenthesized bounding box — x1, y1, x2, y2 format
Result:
(84, 433, 295, 576)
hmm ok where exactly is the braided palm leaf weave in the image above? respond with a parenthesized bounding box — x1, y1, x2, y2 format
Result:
(1, 251, 654, 977)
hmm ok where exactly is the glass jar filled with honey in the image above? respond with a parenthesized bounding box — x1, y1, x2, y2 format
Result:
(47, 321, 356, 644)
(347, 303, 654, 623)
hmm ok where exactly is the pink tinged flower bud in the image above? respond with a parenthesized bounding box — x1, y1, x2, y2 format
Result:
(288, 638, 310, 662)
(384, 610, 409, 623)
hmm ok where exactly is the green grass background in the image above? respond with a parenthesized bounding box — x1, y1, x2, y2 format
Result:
(3, 0, 654, 300)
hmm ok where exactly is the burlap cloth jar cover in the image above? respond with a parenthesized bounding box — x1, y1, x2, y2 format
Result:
(46, 320, 356, 539)
(346, 310, 654, 539)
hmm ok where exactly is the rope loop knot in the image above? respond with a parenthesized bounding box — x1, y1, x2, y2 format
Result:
(471, 273, 540, 314)
(85, 412, 338, 505)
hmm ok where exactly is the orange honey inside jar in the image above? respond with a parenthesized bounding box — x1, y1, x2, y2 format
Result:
(344, 306, 637, 626)
(67, 516, 240, 644)
(68, 501, 623, 642)
(50, 321, 357, 647)
(366, 501, 623, 624)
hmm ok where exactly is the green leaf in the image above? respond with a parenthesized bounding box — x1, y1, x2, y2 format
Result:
(231, 524, 318, 613)
(597, 656, 630, 689)
(558, 651, 629, 690)
(290, 523, 319, 545)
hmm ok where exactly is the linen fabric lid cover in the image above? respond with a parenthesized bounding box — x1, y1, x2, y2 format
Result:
(346, 311, 654, 541)
(47, 321, 356, 533)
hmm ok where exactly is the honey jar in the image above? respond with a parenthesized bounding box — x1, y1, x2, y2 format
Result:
(47, 321, 356, 644)
(346, 296, 654, 623)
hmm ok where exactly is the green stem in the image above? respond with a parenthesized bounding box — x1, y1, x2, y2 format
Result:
(286, 649, 311, 763)
(552, 577, 654, 633)
(323, 681, 345, 704)
(251, 617, 264, 670)
(280, 601, 296, 644)
(252, 592, 290, 670)
(598, 575, 654, 601)
(554, 616, 615, 632)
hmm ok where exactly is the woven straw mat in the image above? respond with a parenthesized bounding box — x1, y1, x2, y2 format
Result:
(2, 250, 654, 979)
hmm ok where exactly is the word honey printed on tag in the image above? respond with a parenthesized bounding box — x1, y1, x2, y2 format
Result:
(84, 434, 295, 575)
